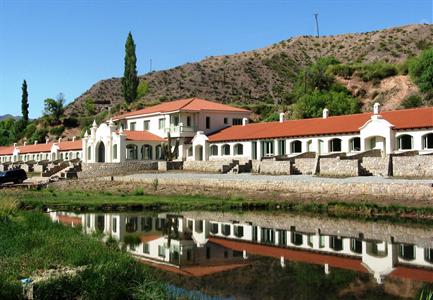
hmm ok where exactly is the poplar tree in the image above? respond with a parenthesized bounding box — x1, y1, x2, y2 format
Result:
(21, 80, 29, 123)
(122, 32, 139, 104)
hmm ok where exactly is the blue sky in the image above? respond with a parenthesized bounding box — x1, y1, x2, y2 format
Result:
(0, 0, 432, 118)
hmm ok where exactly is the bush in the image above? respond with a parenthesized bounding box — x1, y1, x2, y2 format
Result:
(409, 48, 433, 97)
(355, 62, 398, 82)
(49, 125, 65, 137)
(63, 117, 79, 128)
(401, 94, 423, 109)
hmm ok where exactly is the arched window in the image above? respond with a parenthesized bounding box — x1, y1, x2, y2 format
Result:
(188, 147, 193, 157)
(210, 145, 218, 156)
(155, 145, 164, 160)
(329, 236, 343, 251)
(87, 146, 91, 160)
(422, 133, 433, 149)
(126, 144, 138, 160)
(329, 138, 342, 152)
(141, 144, 152, 160)
(425, 248, 433, 264)
(234, 144, 243, 155)
(290, 140, 302, 153)
(397, 134, 413, 150)
(350, 238, 362, 254)
(113, 144, 118, 160)
(349, 137, 361, 152)
(222, 144, 230, 156)
(306, 140, 313, 152)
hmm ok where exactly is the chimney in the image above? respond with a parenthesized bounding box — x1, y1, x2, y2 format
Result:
(58, 138, 62, 143)
(46, 138, 49, 144)
(373, 102, 380, 115)
(323, 108, 329, 119)
(242, 118, 249, 126)
(13, 143, 17, 148)
(34, 141, 38, 145)
(279, 112, 285, 123)
(23, 141, 27, 146)
(72, 136, 76, 142)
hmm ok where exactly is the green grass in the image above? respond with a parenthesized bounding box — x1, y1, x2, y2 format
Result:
(0, 205, 166, 299)
(5, 188, 433, 225)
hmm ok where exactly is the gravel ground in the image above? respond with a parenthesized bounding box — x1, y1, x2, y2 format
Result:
(116, 172, 433, 186)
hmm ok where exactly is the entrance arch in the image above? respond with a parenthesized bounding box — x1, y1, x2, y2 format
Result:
(365, 136, 386, 152)
(97, 142, 106, 163)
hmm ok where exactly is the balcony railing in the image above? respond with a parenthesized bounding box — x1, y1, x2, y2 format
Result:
(164, 125, 197, 134)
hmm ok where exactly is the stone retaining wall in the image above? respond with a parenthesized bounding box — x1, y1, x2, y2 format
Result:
(361, 156, 391, 176)
(293, 158, 316, 175)
(183, 160, 232, 173)
(393, 155, 433, 177)
(319, 157, 359, 177)
(78, 161, 158, 178)
(254, 160, 292, 175)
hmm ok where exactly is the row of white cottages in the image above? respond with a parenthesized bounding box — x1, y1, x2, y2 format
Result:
(1, 98, 433, 164)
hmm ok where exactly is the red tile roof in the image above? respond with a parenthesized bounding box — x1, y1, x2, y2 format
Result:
(17, 143, 52, 154)
(209, 107, 433, 142)
(124, 130, 166, 142)
(57, 140, 82, 151)
(209, 237, 367, 273)
(113, 98, 250, 120)
(0, 146, 14, 155)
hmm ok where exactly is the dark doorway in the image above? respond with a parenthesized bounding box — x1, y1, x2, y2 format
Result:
(97, 142, 105, 162)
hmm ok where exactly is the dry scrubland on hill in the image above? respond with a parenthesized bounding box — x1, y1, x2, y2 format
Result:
(65, 24, 433, 117)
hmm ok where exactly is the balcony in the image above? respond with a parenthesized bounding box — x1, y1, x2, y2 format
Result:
(164, 125, 197, 136)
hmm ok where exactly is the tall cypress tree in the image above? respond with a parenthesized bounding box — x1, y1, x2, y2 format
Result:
(21, 80, 29, 123)
(121, 32, 139, 104)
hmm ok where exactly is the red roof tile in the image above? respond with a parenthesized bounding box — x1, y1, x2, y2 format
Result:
(0, 146, 14, 155)
(17, 143, 52, 154)
(113, 98, 250, 120)
(209, 107, 433, 142)
(124, 130, 166, 142)
(58, 140, 82, 151)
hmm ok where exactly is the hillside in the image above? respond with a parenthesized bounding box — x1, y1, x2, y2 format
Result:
(65, 24, 433, 117)
(0, 115, 19, 121)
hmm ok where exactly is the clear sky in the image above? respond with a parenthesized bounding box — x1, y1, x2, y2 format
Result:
(0, 0, 432, 118)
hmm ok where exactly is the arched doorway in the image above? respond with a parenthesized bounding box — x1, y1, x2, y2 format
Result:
(97, 142, 105, 163)
(195, 145, 203, 161)
(365, 136, 386, 152)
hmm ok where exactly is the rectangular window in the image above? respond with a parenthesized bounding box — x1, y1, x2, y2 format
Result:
(187, 116, 191, 127)
(143, 121, 150, 130)
(172, 115, 179, 126)
(143, 243, 149, 254)
(224, 117, 228, 124)
(158, 118, 165, 130)
(130, 122, 136, 131)
(252, 142, 257, 160)
(158, 245, 165, 257)
(278, 140, 286, 155)
(206, 116, 210, 129)
(112, 217, 117, 233)
(262, 141, 274, 157)
(232, 118, 242, 125)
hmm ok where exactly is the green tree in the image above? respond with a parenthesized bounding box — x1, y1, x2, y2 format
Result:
(136, 80, 149, 99)
(401, 94, 423, 109)
(21, 80, 29, 123)
(83, 96, 95, 115)
(43, 93, 65, 124)
(121, 32, 139, 104)
(409, 48, 433, 97)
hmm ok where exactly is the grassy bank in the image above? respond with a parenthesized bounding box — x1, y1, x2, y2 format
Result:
(3, 187, 433, 225)
(0, 197, 166, 299)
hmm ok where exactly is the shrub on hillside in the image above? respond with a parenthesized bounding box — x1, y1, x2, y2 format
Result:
(409, 48, 433, 97)
(401, 94, 423, 109)
(49, 125, 65, 137)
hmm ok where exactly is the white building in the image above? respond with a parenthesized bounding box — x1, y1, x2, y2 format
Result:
(1, 98, 432, 166)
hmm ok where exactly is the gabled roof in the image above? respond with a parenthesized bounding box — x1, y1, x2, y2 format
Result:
(209, 107, 433, 142)
(123, 130, 166, 142)
(113, 98, 250, 120)
(0, 146, 14, 155)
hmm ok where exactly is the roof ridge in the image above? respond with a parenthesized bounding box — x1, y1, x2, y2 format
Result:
(179, 98, 197, 110)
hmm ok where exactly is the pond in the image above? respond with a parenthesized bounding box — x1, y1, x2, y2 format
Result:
(47, 210, 433, 299)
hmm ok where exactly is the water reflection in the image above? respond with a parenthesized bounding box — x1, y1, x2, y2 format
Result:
(48, 210, 433, 298)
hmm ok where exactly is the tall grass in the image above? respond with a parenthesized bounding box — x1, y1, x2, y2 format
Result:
(0, 211, 166, 299)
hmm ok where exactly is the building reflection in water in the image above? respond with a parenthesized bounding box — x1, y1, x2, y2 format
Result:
(48, 210, 433, 285)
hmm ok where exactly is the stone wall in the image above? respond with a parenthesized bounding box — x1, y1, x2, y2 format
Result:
(183, 160, 232, 173)
(362, 156, 391, 176)
(78, 161, 158, 178)
(319, 157, 359, 177)
(253, 160, 292, 175)
(393, 155, 433, 177)
(293, 158, 316, 175)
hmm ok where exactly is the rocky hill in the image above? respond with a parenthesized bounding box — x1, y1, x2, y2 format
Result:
(65, 24, 433, 117)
